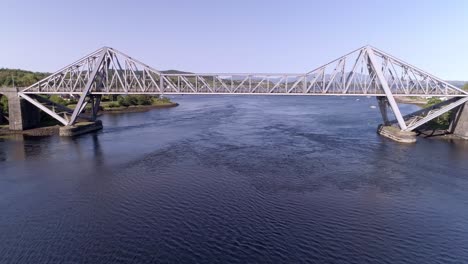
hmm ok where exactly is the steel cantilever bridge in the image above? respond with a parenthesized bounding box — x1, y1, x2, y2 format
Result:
(18, 45, 468, 132)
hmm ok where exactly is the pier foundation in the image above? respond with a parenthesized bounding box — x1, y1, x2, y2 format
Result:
(377, 125, 417, 143)
(59, 120, 103, 136)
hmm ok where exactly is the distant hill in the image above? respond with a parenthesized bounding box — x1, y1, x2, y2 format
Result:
(447, 80, 466, 88)
(161, 69, 193, 74)
(0, 68, 194, 88)
(0, 68, 50, 87)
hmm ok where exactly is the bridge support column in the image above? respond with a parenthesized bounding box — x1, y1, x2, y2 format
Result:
(89, 95, 102, 121)
(68, 48, 107, 126)
(377, 97, 391, 125)
(375, 96, 416, 143)
(450, 102, 468, 139)
(2, 88, 40, 130)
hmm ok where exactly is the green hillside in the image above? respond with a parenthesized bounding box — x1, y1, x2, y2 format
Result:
(0, 68, 50, 87)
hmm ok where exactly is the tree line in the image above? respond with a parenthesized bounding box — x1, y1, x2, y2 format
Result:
(0, 68, 49, 87)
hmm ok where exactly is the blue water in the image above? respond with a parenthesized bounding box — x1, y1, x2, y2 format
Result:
(1, 96, 468, 263)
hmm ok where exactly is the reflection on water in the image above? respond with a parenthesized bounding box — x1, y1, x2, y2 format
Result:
(1, 96, 468, 263)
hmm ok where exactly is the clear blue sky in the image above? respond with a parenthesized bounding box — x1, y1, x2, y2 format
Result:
(1, 0, 467, 80)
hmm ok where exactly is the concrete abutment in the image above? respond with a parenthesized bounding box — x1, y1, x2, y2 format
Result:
(0, 87, 40, 130)
(451, 102, 468, 139)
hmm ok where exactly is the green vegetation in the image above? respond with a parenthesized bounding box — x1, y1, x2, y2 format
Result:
(0, 95, 8, 124)
(1, 96, 8, 114)
(49, 95, 76, 106)
(117, 95, 153, 107)
(423, 97, 451, 130)
(425, 97, 443, 107)
(107, 95, 173, 110)
(1, 68, 52, 124)
(46, 95, 173, 112)
(151, 96, 172, 105)
(0, 68, 49, 87)
(107, 102, 120, 108)
(463, 82, 468, 91)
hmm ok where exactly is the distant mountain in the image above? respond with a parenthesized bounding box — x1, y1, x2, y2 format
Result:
(161, 69, 193, 74)
(0, 68, 50, 87)
(447, 81, 466, 88)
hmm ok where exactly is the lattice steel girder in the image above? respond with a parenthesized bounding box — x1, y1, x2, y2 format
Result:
(22, 45, 468, 97)
(18, 93, 68, 125)
(22, 47, 164, 96)
(69, 48, 108, 125)
(18, 45, 468, 127)
(367, 47, 407, 130)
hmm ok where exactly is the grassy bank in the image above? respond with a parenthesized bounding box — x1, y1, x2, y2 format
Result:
(102, 96, 177, 111)
(67, 95, 178, 112)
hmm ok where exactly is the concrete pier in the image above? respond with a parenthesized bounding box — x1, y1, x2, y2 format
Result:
(59, 120, 103, 136)
(377, 125, 417, 143)
(0, 87, 40, 130)
(451, 103, 468, 139)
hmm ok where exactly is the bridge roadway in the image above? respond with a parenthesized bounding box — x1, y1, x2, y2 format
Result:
(2, 45, 467, 141)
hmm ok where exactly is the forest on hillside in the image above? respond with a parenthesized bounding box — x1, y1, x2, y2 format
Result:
(0, 68, 50, 87)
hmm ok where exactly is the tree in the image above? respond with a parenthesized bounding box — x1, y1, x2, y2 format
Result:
(117, 95, 154, 106)
(117, 95, 133, 107)
(424, 97, 450, 129)
(135, 95, 152, 105)
(0, 96, 8, 114)
(463, 82, 468, 91)
(0, 68, 49, 87)
(49, 95, 67, 106)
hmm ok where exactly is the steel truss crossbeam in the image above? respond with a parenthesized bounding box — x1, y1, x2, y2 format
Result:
(18, 93, 68, 125)
(17, 93, 93, 125)
(388, 96, 468, 131)
(19, 45, 468, 128)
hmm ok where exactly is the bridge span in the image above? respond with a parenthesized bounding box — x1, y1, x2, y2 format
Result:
(2, 45, 467, 141)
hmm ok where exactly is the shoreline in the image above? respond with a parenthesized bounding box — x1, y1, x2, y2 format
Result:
(0, 102, 179, 137)
(0, 125, 60, 137)
(394, 96, 427, 107)
(100, 102, 179, 114)
(1, 99, 465, 142)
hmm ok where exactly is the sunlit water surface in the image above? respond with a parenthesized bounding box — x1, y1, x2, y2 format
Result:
(1, 96, 468, 263)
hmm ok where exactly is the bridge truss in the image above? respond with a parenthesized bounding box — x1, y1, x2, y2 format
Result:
(18, 46, 468, 131)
